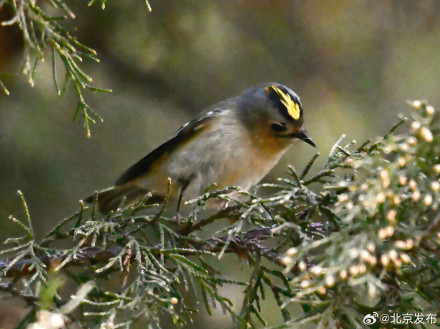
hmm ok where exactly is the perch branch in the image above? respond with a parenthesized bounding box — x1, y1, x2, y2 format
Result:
(0, 227, 286, 278)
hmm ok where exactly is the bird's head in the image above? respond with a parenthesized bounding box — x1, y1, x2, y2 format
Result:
(237, 82, 315, 148)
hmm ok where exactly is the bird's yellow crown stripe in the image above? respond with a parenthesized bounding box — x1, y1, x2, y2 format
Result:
(270, 85, 300, 120)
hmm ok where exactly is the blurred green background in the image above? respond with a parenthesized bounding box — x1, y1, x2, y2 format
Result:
(1, 0, 440, 327)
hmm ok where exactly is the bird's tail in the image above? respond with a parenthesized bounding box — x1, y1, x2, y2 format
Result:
(85, 185, 155, 214)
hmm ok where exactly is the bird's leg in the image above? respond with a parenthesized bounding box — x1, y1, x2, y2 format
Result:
(176, 178, 190, 223)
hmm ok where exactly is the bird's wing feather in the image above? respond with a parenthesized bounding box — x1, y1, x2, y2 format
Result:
(115, 113, 216, 186)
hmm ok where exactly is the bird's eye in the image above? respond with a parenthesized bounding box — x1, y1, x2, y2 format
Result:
(271, 122, 287, 132)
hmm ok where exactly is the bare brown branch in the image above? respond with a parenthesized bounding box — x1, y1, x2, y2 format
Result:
(0, 228, 284, 279)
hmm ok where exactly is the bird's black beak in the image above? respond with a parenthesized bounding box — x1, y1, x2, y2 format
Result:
(294, 130, 316, 148)
(277, 129, 316, 147)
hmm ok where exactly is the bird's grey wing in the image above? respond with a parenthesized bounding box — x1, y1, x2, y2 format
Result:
(115, 113, 217, 186)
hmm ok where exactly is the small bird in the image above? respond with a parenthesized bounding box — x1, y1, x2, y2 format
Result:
(89, 82, 315, 213)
